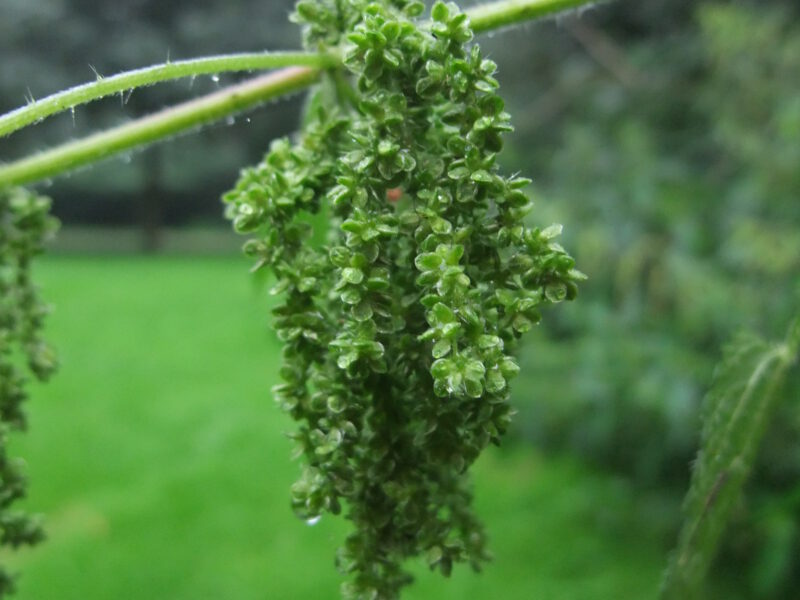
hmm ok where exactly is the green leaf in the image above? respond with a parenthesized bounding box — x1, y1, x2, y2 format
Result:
(464, 359, 486, 380)
(477, 335, 502, 350)
(447, 165, 470, 180)
(541, 223, 563, 239)
(415, 252, 443, 272)
(544, 282, 568, 303)
(465, 377, 483, 399)
(340, 288, 361, 305)
(430, 358, 453, 380)
(431, 2, 450, 23)
(327, 184, 350, 206)
(294, 2, 318, 22)
(470, 169, 493, 183)
(366, 276, 390, 291)
(381, 21, 401, 42)
(405, 1, 425, 17)
(327, 396, 346, 414)
(432, 339, 452, 359)
(337, 351, 358, 370)
(512, 314, 532, 333)
(342, 267, 365, 284)
(430, 302, 456, 324)
(341, 219, 363, 234)
(416, 77, 438, 97)
(378, 139, 397, 156)
(485, 369, 506, 393)
(439, 244, 464, 265)
(352, 301, 374, 322)
(430, 217, 453, 235)
(376, 222, 399, 235)
(499, 357, 520, 379)
(329, 246, 351, 268)
(661, 324, 798, 599)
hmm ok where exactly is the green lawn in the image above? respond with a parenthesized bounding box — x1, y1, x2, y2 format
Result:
(5, 256, 669, 599)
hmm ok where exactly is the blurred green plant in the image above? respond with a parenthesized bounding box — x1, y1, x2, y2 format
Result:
(511, 3, 800, 597)
(0, 187, 58, 594)
(661, 321, 799, 599)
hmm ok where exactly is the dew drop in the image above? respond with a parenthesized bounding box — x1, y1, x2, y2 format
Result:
(245, 117, 251, 123)
(211, 74, 220, 83)
(306, 516, 321, 526)
(70, 107, 76, 126)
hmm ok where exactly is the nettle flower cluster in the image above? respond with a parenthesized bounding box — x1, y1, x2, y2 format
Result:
(225, 1, 583, 598)
(0, 187, 57, 593)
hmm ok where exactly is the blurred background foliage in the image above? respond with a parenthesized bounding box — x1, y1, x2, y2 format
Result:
(1, 0, 798, 598)
(507, 1, 800, 597)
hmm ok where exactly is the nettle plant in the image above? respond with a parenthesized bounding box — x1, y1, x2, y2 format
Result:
(0, 1, 590, 596)
(0, 1, 797, 599)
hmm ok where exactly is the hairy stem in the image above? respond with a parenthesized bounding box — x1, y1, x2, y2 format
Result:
(468, 0, 597, 33)
(0, 52, 337, 139)
(0, 0, 598, 186)
(0, 68, 319, 187)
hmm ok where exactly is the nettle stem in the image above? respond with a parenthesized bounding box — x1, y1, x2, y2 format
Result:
(469, 0, 597, 33)
(0, 68, 319, 186)
(0, 52, 337, 139)
(0, 0, 597, 187)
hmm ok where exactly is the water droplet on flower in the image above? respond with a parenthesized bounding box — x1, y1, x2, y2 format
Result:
(306, 516, 321, 526)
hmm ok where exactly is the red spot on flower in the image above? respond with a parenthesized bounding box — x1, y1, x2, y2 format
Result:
(386, 187, 403, 203)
